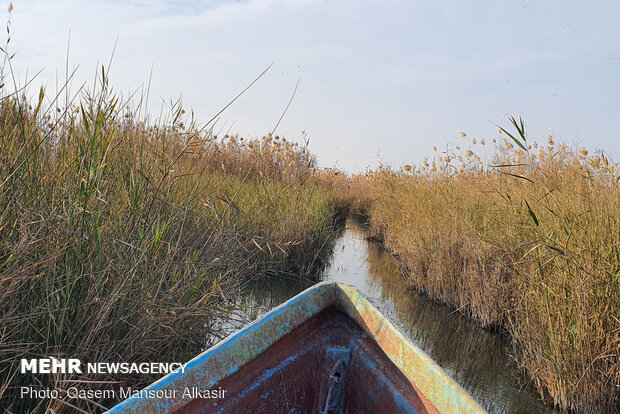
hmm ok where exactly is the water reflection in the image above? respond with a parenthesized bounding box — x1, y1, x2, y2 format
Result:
(322, 220, 556, 414)
(217, 219, 557, 413)
(205, 275, 318, 348)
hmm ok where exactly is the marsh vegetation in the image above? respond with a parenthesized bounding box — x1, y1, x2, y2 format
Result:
(329, 119, 620, 413)
(0, 21, 617, 411)
(0, 61, 341, 412)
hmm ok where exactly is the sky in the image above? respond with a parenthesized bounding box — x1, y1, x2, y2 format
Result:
(3, 0, 620, 171)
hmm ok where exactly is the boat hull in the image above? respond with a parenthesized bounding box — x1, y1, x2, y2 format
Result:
(108, 282, 485, 413)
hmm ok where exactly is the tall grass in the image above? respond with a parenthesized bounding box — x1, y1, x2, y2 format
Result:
(339, 121, 620, 413)
(0, 63, 338, 413)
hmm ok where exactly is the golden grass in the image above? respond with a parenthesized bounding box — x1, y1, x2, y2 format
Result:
(338, 124, 620, 413)
(0, 69, 338, 412)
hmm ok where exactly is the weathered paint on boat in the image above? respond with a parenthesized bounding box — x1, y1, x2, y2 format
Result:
(107, 282, 486, 413)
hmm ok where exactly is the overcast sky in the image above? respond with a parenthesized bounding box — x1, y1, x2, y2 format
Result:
(4, 0, 620, 171)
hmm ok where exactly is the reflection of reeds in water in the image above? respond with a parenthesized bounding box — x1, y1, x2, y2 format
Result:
(210, 259, 342, 346)
(364, 240, 556, 414)
(201, 280, 315, 349)
(201, 219, 346, 359)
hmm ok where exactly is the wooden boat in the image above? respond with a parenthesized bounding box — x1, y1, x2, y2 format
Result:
(108, 282, 485, 413)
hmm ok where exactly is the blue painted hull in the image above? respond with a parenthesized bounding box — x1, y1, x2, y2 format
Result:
(108, 282, 485, 413)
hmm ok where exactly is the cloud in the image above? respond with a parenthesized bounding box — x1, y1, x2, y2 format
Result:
(2, 0, 619, 170)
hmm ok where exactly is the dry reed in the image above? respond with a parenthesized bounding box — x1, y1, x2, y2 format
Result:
(0, 61, 338, 413)
(340, 119, 619, 413)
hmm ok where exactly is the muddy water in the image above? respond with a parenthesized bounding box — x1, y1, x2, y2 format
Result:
(231, 219, 557, 413)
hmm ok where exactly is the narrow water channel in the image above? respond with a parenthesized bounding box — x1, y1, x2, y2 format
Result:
(229, 219, 557, 413)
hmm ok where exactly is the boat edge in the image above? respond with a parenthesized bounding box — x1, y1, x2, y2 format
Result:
(106, 281, 338, 413)
(107, 281, 486, 413)
(333, 283, 486, 414)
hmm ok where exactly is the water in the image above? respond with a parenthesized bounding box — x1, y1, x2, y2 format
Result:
(229, 219, 557, 413)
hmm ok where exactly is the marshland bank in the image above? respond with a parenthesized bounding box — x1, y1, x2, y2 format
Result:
(322, 219, 557, 413)
(327, 126, 620, 413)
(0, 73, 343, 413)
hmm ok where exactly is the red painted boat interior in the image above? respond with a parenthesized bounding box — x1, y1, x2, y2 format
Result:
(178, 306, 439, 414)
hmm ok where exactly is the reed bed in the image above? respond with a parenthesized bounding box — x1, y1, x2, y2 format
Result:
(0, 66, 338, 413)
(338, 120, 620, 413)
